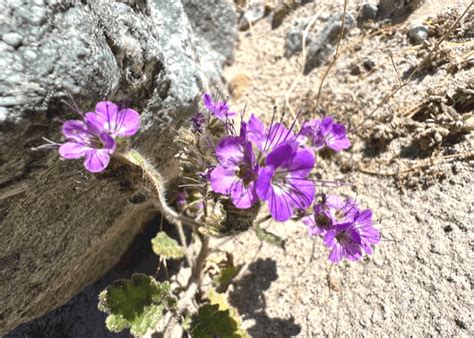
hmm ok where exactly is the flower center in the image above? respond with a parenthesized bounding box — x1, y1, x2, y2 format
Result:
(315, 213, 331, 230)
(236, 163, 256, 185)
(336, 229, 350, 243)
(271, 169, 288, 186)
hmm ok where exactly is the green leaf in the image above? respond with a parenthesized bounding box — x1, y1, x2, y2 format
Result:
(255, 224, 286, 250)
(105, 315, 128, 332)
(98, 274, 175, 337)
(189, 290, 249, 338)
(151, 231, 184, 260)
(212, 266, 238, 289)
(208, 290, 249, 338)
(190, 304, 240, 338)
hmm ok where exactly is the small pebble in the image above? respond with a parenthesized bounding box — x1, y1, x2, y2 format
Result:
(408, 23, 429, 44)
(359, 3, 378, 21)
(363, 59, 375, 71)
(350, 64, 361, 75)
(2, 32, 23, 48)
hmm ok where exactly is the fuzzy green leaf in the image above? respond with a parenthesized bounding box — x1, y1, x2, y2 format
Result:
(188, 290, 249, 338)
(190, 304, 240, 338)
(208, 290, 249, 338)
(98, 274, 175, 337)
(151, 232, 184, 259)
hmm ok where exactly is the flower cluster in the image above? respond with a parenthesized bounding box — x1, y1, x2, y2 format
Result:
(302, 194, 381, 263)
(198, 93, 379, 263)
(59, 101, 140, 172)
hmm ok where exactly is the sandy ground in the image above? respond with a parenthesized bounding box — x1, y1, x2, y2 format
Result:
(7, 1, 473, 337)
(220, 0, 473, 336)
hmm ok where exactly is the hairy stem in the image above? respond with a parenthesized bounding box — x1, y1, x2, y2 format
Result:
(118, 150, 201, 228)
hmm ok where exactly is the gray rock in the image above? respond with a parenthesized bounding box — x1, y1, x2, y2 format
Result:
(182, 0, 236, 64)
(377, 0, 423, 20)
(238, 1, 266, 31)
(304, 12, 355, 74)
(409, 22, 429, 44)
(359, 3, 378, 21)
(0, 0, 236, 335)
(2, 32, 23, 48)
(284, 28, 315, 58)
(182, 0, 237, 89)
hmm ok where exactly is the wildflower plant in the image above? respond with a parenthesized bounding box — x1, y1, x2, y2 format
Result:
(40, 94, 380, 337)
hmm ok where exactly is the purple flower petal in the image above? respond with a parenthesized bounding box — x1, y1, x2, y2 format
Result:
(325, 123, 350, 152)
(354, 209, 380, 254)
(86, 102, 140, 137)
(286, 147, 315, 178)
(85, 101, 118, 133)
(203, 93, 213, 108)
(268, 187, 294, 222)
(114, 108, 140, 137)
(287, 177, 315, 209)
(257, 145, 315, 221)
(230, 180, 258, 209)
(202, 93, 236, 120)
(328, 244, 345, 263)
(99, 132, 116, 152)
(215, 137, 245, 167)
(83, 149, 111, 173)
(247, 114, 266, 150)
(59, 142, 89, 159)
(265, 142, 296, 169)
(255, 166, 274, 200)
(302, 116, 350, 152)
(264, 123, 294, 153)
(325, 194, 359, 223)
(323, 222, 363, 263)
(95, 101, 119, 124)
(62, 120, 90, 143)
(210, 166, 238, 195)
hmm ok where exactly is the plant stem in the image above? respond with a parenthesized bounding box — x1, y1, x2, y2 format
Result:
(190, 231, 210, 288)
(118, 150, 202, 228)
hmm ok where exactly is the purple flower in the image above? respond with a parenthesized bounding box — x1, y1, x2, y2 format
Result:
(302, 194, 358, 237)
(247, 114, 301, 155)
(176, 192, 187, 208)
(59, 120, 116, 173)
(85, 101, 140, 137)
(256, 142, 315, 221)
(209, 136, 258, 208)
(323, 194, 359, 224)
(302, 202, 333, 237)
(323, 222, 363, 263)
(58, 101, 140, 173)
(202, 93, 236, 121)
(191, 112, 205, 133)
(301, 116, 350, 152)
(353, 209, 380, 255)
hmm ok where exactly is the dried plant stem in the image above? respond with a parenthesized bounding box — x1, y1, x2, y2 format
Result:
(358, 151, 474, 177)
(315, 0, 349, 107)
(175, 221, 193, 268)
(358, 2, 474, 127)
(285, 13, 320, 122)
